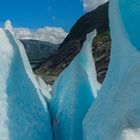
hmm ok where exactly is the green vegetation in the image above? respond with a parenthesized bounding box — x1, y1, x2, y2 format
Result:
(93, 31, 111, 46)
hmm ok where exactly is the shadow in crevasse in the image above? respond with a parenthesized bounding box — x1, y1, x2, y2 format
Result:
(5, 30, 53, 140)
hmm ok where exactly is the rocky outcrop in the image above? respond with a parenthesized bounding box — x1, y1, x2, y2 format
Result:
(34, 2, 111, 84)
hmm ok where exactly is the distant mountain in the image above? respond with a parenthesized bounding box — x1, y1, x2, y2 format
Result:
(34, 2, 111, 84)
(21, 39, 59, 66)
(14, 27, 68, 44)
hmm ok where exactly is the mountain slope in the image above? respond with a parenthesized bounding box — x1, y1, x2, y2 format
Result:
(21, 39, 58, 66)
(61, 1, 109, 47)
(34, 2, 110, 84)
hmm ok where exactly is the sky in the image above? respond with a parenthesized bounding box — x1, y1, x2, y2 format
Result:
(0, 0, 108, 44)
(0, 0, 83, 32)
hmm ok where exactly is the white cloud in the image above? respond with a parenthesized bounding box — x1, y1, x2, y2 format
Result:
(14, 27, 68, 44)
(83, 0, 109, 12)
(2, 20, 68, 44)
(52, 16, 56, 20)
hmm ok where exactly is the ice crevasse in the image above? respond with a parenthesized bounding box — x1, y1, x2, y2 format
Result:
(83, 0, 140, 140)
(0, 21, 53, 140)
(50, 30, 100, 140)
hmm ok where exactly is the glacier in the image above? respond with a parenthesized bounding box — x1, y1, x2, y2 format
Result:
(36, 76, 52, 103)
(1, 0, 140, 139)
(50, 30, 99, 140)
(0, 21, 53, 140)
(83, 0, 140, 140)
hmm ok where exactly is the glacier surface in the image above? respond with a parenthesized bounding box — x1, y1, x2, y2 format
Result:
(1, 0, 140, 139)
(50, 30, 99, 140)
(0, 22, 53, 140)
(83, 0, 140, 140)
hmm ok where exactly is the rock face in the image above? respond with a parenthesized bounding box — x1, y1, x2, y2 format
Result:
(83, 0, 140, 140)
(34, 2, 111, 85)
(50, 31, 99, 140)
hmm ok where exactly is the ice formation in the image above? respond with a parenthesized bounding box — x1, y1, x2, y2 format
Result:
(83, 0, 140, 140)
(12, 26, 52, 103)
(0, 22, 53, 140)
(36, 76, 52, 102)
(50, 30, 99, 140)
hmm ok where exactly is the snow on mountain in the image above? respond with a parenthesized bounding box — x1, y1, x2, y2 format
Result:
(83, 0, 140, 140)
(50, 30, 99, 140)
(83, 0, 109, 12)
(14, 26, 68, 44)
(0, 22, 53, 140)
(4, 20, 13, 33)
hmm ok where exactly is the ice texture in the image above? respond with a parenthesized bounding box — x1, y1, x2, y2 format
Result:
(50, 30, 99, 140)
(36, 76, 52, 102)
(83, 0, 140, 140)
(0, 23, 53, 140)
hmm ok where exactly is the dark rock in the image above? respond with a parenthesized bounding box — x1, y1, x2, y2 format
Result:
(33, 2, 111, 85)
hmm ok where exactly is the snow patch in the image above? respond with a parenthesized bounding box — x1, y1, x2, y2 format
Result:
(122, 129, 140, 140)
